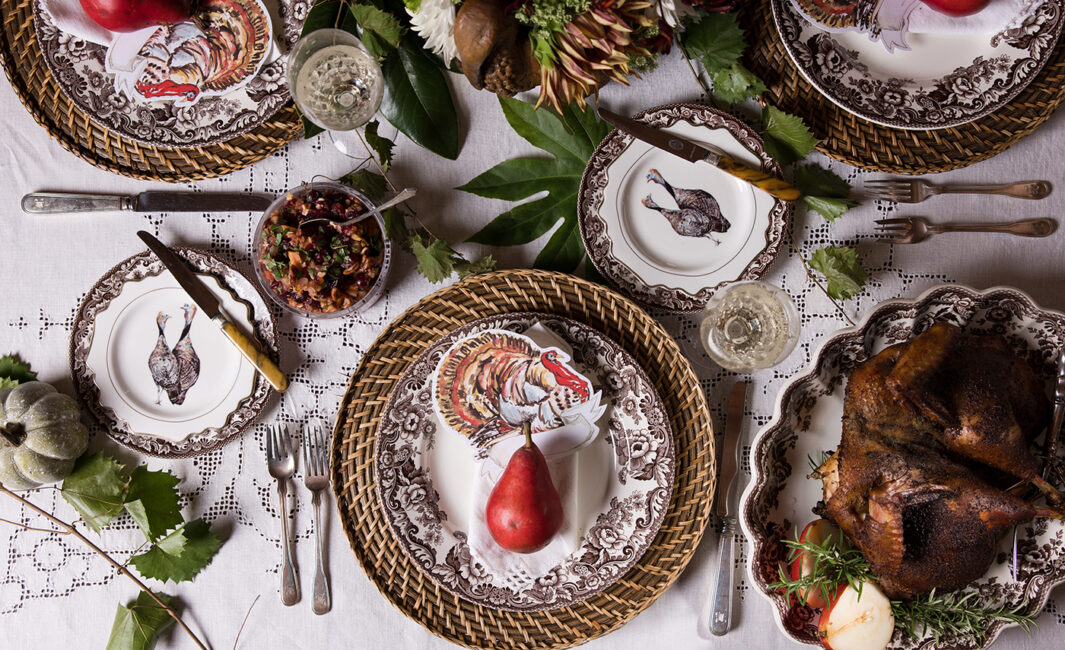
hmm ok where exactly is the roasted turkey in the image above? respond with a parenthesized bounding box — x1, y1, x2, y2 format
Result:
(815, 322, 1064, 599)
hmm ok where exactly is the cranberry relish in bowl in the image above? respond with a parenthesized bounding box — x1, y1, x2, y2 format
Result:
(254, 183, 391, 318)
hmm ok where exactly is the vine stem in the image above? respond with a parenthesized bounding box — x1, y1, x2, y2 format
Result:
(677, 42, 714, 100)
(0, 516, 68, 534)
(0, 485, 208, 650)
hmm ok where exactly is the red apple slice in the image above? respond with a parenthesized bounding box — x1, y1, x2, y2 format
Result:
(789, 519, 842, 608)
(817, 581, 894, 650)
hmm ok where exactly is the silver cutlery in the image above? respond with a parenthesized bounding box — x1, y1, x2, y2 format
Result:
(301, 423, 332, 615)
(22, 191, 274, 214)
(299, 187, 417, 228)
(266, 423, 300, 606)
(865, 178, 1051, 203)
(874, 216, 1056, 244)
(710, 381, 748, 636)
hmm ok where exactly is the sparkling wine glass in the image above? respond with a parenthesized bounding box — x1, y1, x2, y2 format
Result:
(699, 281, 800, 372)
(287, 28, 384, 156)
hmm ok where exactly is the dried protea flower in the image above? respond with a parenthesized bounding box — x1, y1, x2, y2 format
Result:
(535, 0, 657, 112)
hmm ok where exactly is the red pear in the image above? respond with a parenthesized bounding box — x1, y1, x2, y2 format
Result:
(918, 0, 991, 17)
(79, 0, 193, 33)
(485, 422, 563, 553)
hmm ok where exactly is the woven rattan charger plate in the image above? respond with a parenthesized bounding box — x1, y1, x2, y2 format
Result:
(740, 0, 1065, 173)
(330, 269, 715, 648)
(0, 0, 301, 181)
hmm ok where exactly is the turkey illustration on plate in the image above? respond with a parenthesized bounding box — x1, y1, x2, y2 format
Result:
(641, 168, 731, 244)
(433, 330, 606, 454)
(148, 304, 201, 406)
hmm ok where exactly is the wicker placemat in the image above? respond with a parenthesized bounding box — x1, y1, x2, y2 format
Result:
(330, 269, 715, 649)
(0, 0, 301, 182)
(741, 0, 1065, 173)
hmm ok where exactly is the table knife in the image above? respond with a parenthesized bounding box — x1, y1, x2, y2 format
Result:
(710, 380, 748, 636)
(136, 231, 289, 393)
(22, 191, 274, 214)
(597, 108, 801, 202)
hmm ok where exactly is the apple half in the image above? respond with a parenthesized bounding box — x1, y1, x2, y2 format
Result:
(818, 581, 894, 650)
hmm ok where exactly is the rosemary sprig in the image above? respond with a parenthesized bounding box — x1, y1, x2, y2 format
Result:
(892, 589, 1037, 645)
(768, 534, 1039, 644)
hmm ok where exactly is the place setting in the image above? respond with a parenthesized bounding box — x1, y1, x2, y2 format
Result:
(5, 0, 1065, 648)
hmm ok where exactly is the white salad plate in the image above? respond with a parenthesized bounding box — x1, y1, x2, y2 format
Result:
(374, 313, 674, 612)
(773, 0, 1064, 130)
(71, 248, 277, 457)
(579, 104, 791, 313)
(740, 284, 1065, 649)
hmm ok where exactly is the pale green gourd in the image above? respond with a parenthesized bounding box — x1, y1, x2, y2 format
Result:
(0, 381, 89, 489)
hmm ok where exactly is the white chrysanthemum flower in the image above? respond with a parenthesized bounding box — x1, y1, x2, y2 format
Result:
(655, 0, 697, 27)
(407, 0, 458, 64)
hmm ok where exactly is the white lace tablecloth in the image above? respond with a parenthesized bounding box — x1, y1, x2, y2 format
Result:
(2, 48, 1065, 649)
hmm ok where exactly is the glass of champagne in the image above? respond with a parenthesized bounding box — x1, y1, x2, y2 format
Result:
(287, 28, 384, 155)
(699, 281, 800, 372)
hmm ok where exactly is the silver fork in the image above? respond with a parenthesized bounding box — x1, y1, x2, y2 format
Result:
(865, 178, 1051, 203)
(874, 216, 1056, 243)
(299, 187, 417, 228)
(266, 423, 300, 606)
(301, 423, 332, 615)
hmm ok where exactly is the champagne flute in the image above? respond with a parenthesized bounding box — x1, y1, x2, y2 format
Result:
(287, 28, 384, 156)
(699, 281, 800, 372)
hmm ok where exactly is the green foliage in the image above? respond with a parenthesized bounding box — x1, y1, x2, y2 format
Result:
(106, 592, 177, 650)
(0, 354, 36, 386)
(364, 120, 395, 172)
(380, 37, 460, 159)
(411, 236, 458, 283)
(460, 96, 610, 273)
(349, 2, 405, 49)
(708, 64, 766, 104)
(682, 13, 765, 104)
(795, 164, 858, 222)
(809, 246, 867, 300)
(124, 467, 182, 542)
(340, 168, 389, 201)
(129, 520, 222, 584)
(61, 453, 128, 532)
(761, 106, 820, 165)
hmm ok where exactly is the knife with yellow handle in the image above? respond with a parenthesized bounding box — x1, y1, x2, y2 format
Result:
(136, 231, 290, 393)
(598, 108, 801, 202)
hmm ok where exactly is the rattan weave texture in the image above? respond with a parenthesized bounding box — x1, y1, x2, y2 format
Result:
(330, 270, 715, 648)
(0, 0, 301, 182)
(742, 0, 1065, 173)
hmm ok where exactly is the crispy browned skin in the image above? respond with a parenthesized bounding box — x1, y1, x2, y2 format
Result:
(821, 327, 1061, 600)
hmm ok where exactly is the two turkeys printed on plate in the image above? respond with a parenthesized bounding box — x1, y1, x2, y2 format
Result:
(641, 169, 731, 244)
(433, 330, 606, 460)
(148, 304, 201, 406)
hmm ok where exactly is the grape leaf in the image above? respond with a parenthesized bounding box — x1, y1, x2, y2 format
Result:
(129, 519, 222, 584)
(349, 2, 405, 49)
(0, 378, 17, 389)
(796, 164, 858, 221)
(461, 97, 610, 272)
(709, 63, 767, 104)
(340, 169, 389, 201)
(364, 120, 395, 171)
(106, 592, 177, 650)
(123, 467, 182, 542)
(61, 453, 128, 532)
(762, 106, 820, 165)
(380, 36, 460, 160)
(455, 255, 497, 279)
(809, 246, 867, 300)
(0, 354, 36, 384)
(683, 13, 745, 72)
(412, 236, 456, 282)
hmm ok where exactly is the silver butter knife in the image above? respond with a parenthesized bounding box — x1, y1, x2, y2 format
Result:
(710, 380, 748, 636)
(22, 191, 274, 214)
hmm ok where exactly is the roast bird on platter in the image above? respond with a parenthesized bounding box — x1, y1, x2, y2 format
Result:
(433, 330, 606, 457)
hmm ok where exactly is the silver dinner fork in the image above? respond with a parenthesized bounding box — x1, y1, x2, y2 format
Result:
(302, 423, 332, 615)
(873, 216, 1056, 244)
(266, 423, 300, 606)
(865, 178, 1051, 203)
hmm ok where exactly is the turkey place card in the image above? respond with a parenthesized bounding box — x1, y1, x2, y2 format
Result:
(431, 328, 606, 457)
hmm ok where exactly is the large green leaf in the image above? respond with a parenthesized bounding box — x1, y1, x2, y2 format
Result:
(106, 592, 177, 650)
(61, 453, 128, 532)
(380, 37, 460, 159)
(130, 519, 222, 584)
(460, 97, 610, 271)
(123, 467, 182, 542)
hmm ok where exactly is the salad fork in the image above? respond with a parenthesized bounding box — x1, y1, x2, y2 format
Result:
(266, 423, 300, 606)
(874, 216, 1056, 244)
(299, 187, 417, 228)
(302, 423, 332, 615)
(865, 178, 1051, 203)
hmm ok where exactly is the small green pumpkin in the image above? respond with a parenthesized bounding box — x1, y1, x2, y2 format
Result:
(0, 381, 89, 489)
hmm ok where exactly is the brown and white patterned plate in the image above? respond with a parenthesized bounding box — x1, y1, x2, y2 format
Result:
(374, 312, 675, 612)
(578, 104, 791, 313)
(70, 248, 278, 457)
(774, 0, 1064, 130)
(32, 0, 310, 148)
(740, 284, 1065, 649)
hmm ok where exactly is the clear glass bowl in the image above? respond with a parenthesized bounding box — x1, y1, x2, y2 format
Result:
(252, 182, 391, 319)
